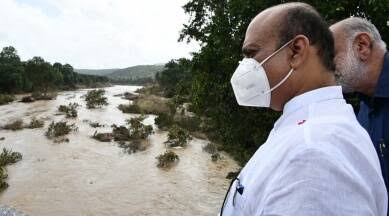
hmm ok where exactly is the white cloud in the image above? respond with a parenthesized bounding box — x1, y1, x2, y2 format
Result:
(0, 0, 199, 69)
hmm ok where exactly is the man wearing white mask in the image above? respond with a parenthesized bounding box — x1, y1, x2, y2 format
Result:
(221, 2, 387, 216)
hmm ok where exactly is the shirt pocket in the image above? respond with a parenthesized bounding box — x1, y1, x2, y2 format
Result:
(231, 190, 248, 216)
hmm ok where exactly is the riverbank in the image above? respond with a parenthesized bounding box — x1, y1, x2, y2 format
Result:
(0, 85, 239, 215)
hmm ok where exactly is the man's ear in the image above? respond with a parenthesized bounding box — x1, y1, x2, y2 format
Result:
(354, 32, 372, 62)
(289, 35, 309, 69)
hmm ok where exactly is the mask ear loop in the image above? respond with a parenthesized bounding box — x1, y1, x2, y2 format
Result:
(263, 68, 294, 94)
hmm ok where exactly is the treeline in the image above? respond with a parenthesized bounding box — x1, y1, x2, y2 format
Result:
(156, 0, 389, 164)
(0, 46, 109, 93)
(110, 77, 154, 85)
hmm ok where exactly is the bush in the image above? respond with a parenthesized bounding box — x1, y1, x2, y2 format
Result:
(31, 92, 57, 100)
(154, 113, 174, 130)
(45, 121, 77, 138)
(156, 150, 179, 168)
(164, 125, 192, 147)
(0, 148, 23, 192)
(92, 131, 113, 142)
(26, 117, 44, 129)
(20, 96, 35, 103)
(85, 89, 108, 109)
(118, 140, 148, 154)
(111, 124, 130, 141)
(89, 122, 104, 128)
(3, 120, 23, 131)
(0, 94, 15, 105)
(58, 103, 79, 118)
(126, 115, 154, 139)
(0, 148, 22, 167)
(118, 104, 141, 114)
(202, 143, 218, 154)
(175, 116, 201, 132)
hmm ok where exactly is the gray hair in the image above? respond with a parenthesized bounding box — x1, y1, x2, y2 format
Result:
(341, 17, 387, 50)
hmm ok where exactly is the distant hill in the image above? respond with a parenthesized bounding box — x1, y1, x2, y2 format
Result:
(75, 68, 119, 76)
(75, 64, 165, 82)
(107, 64, 165, 80)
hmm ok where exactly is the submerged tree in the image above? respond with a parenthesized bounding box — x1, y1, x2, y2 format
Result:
(85, 89, 108, 109)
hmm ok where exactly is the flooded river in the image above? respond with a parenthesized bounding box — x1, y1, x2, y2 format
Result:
(0, 85, 239, 216)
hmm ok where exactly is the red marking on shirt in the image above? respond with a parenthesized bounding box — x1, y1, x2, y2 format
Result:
(298, 120, 306, 125)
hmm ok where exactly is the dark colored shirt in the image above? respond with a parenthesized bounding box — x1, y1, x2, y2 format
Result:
(358, 52, 389, 214)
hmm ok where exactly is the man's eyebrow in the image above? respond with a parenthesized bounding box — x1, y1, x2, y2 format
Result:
(242, 47, 261, 57)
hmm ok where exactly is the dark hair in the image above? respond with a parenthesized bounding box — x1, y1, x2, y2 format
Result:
(277, 3, 335, 71)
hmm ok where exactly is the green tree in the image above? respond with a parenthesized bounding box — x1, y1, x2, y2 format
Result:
(178, 0, 389, 165)
(25, 57, 63, 92)
(0, 46, 24, 92)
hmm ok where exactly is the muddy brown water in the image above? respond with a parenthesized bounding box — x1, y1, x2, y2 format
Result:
(0, 86, 239, 216)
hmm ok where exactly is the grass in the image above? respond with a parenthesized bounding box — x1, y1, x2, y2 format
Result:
(118, 95, 169, 115)
(45, 121, 77, 138)
(156, 150, 179, 168)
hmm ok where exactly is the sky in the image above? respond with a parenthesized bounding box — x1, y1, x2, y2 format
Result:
(0, 0, 199, 69)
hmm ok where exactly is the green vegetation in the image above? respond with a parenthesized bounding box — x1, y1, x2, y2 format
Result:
(45, 121, 77, 139)
(118, 95, 170, 115)
(156, 150, 179, 168)
(126, 116, 154, 140)
(0, 46, 109, 94)
(94, 116, 154, 154)
(164, 125, 192, 148)
(118, 104, 141, 114)
(0, 148, 22, 192)
(154, 113, 174, 130)
(0, 94, 15, 105)
(92, 131, 113, 142)
(146, 0, 389, 165)
(26, 117, 44, 129)
(3, 120, 24, 131)
(58, 103, 80, 118)
(85, 89, 108, 109)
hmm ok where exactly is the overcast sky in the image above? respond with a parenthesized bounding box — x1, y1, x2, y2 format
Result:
(0, 0, 199, 69)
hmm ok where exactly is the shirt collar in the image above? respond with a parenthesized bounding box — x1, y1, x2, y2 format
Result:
(374, 52, 389, 98)
(283, 86, 344, 116)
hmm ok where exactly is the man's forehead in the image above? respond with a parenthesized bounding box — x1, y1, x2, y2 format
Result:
(243, 10, 280, 49)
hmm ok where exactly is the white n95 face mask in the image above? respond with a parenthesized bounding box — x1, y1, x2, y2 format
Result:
(230, 40, 294, 107)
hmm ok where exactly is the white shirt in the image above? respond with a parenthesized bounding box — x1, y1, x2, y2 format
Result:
(220, 86, 388, 216)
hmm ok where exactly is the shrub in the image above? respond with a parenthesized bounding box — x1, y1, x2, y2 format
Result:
(89, 122, 104, 128)
(126, 115, 154, 139)
(0, 148, 22, 167)
(31, 92, 57, 100)
(92, 131, 113, 142)
(45, 121, 77, 138)
(58, 103, 79, 118)
(175, 116, 201, 132)
(3, 120, 23, 131)
(154, 113, 174, 130)
(0, 148, 23, 192)
(0, 94, 15, 105)
(111, 124, 130, 141)
(20, 96, 35, 103)
(164, 125, 192, 147)
(85, 89, 108, 109)
(118, 140, 148, 154)
(156, 150, 179, 168)
(26, 117, 44, 129)
(202, 143, 218, 154)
